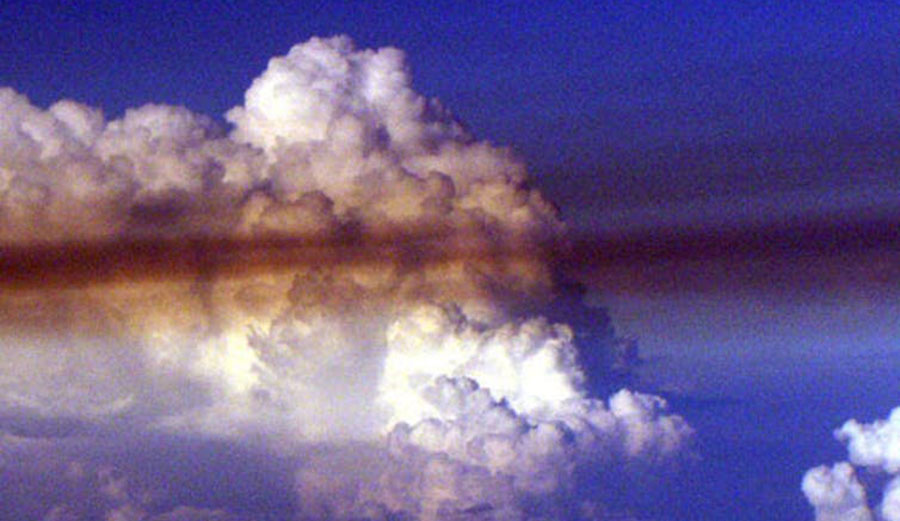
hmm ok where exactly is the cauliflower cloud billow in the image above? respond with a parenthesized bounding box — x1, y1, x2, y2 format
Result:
(0, 36, 690, 520)
(804, 408, 900, 521)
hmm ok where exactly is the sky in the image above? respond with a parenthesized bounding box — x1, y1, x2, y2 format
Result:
(4, 0, 900, 230)
(1, 2, 899, 521)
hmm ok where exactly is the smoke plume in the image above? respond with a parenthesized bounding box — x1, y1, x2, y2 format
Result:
(0, 36, 690, 520)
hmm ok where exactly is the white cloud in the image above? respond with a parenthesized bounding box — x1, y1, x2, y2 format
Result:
(0, 35, 690, 520)
(802, 463, 873, 521)
(804, 407, 900, 521)
(837, 409, 900, 474)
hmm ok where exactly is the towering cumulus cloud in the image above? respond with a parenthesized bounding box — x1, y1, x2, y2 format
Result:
(804, 408, 900, 521)
(0, 36, 690, 520)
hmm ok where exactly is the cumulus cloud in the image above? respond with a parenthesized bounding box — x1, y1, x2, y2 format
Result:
(376, 378, 689, 517)
(0, 36, 690, 519)
(804, 408, 900, 521)
(837, 410, 900, 474)
(802, 463, 873, 521)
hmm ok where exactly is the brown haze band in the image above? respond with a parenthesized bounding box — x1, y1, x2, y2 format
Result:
(1, 214, 896, 290)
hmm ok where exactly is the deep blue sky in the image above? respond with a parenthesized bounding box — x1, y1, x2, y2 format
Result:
(3, 0, 899, 229)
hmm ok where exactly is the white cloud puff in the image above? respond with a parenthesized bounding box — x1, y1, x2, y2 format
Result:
(803, 463, 874, 521)
(804, 407, 900, 521)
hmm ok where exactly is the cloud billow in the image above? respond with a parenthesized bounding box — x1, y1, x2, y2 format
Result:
(0, 36, 690, 520)
(804, 408, 900, 521)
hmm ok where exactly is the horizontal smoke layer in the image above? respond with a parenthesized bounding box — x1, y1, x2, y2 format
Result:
(0, 36, 690, 520)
